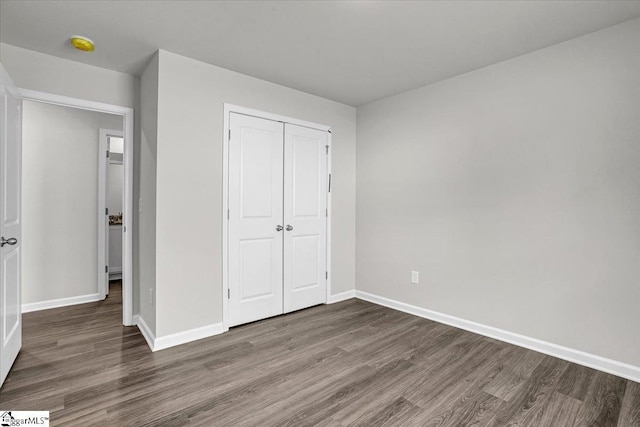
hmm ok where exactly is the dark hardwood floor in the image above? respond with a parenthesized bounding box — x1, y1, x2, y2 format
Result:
(1, 283, 638, 426)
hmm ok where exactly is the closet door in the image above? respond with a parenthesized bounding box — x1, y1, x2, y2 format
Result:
(228, 113, 284, 327)
(283, 124, 328, 313)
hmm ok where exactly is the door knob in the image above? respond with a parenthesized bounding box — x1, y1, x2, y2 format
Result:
(286, 225, 293, 231)
(276, 225, 283, 232)
(1, 236, 17, 247)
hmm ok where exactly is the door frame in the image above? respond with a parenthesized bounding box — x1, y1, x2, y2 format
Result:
(19, 89, 135, 326)
(222, 104, 332, 330)
(99, 128, 124, 299)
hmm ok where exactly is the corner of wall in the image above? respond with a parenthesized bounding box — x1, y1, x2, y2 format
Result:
(138, 51, 160, 335)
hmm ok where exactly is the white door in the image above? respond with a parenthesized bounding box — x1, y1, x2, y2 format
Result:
(283, 124, 328, 313)
(0, 65, 22, 388)
(227, 113, 284, 327)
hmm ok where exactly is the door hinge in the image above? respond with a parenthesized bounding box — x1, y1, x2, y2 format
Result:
(106, 208, 109, 215)
(124, 226, 126, 232)
(325, 145, 329, 155)
(105, 265, 109, 273)
(106, 150, 110, 158)
(227, 209, 230, 220)
(326, 271, 328, 280)
(229, 129, 231, 140)
(228, 288, 231, 299)
(326, 208, 328, 217)
(328, 174, 331, 192)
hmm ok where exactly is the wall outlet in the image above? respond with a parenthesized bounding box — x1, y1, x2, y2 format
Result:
(411, 271, 419, 284)
(149, 288, 154, 306)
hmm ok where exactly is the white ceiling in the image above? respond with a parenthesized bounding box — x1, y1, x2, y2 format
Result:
(2, 1, 640, 106)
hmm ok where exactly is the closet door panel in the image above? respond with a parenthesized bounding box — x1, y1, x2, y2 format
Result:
(283, 124, 328, 313)
(228, 113, 284, 327)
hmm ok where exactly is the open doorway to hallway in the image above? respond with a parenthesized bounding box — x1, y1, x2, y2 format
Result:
(21, 100, 127, 314)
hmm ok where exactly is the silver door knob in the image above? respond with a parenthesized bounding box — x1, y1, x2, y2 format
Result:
(1, 236, 17, 247)
(276, 225, 283, 232)
(286, 225, 293, 231)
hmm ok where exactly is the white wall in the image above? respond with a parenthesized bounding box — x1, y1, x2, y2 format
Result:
(152, 50, 356, 337)
(22, 100, 122, 304)
(356, 18, 640, 367)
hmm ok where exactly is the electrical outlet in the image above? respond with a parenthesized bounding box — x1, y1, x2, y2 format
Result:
(411, 271, 419, 284)
(149, 288, 154, 306)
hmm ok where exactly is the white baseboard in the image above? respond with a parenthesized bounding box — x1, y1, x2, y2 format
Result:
(154, 323, 227, 351)
(134, 315, 227, 352)
(328, 290, 356, 304)
(22, 293, 102, 313)
(355, 290, 640, 383)
(134, 315, 156, 351)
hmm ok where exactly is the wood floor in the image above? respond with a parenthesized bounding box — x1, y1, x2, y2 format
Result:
(1, 284, 638, 426)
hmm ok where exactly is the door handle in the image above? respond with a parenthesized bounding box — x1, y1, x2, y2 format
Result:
(286, 225, 293, 231)
(1, 236, 17, 247)
(276, 225, 283, 232)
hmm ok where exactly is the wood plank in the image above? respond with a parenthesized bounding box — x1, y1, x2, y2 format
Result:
(557, 363, 597, 401)
(415, 344, 521, 426)
(351, 397, 423, 426)
(575, 370, 626, 427)
(533, 391, 582, 427)
(422, 390, 501, 427)
(488, 355, 569, 426)
(618, 381, 640, 427)
(482, 346, 545, 401)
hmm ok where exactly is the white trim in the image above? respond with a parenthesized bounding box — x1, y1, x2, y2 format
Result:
(22, 293, 101, 313)
(355, 290, 640, 383)
(134, 315, 155, 352)
(19, 89, 135, 326)
(328, 290, 355, 304)
(155, 324, 227, 352)
(224, 104, 330, 132)
(135, 315, 227, 353)
(222, 104, 332, 329)
(222, 106, 230, 330)
(98, 130, 107, 300)
(325, 131, 332, 304)
(19, 89, 132, 116)
(122, 110, 134, 325)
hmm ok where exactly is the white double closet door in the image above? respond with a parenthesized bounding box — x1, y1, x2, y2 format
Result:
(228, 112, 329, 327)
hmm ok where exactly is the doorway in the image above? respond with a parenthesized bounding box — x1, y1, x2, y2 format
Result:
(19, 89, 134, 326)
(1, 66, 134, 388)
(223, 105, 332, 328)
